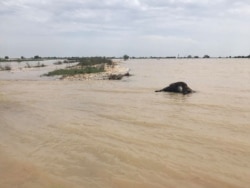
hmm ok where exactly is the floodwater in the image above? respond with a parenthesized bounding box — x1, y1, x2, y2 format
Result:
(0, 58, 250, 188)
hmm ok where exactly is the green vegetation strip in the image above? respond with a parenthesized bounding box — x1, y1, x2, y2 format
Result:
(77, 57, 112, 66)
(45, 66, 105, 77)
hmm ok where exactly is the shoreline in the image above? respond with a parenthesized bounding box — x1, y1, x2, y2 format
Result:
(0, 59, 130, 81)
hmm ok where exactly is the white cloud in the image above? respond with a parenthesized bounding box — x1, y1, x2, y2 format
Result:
(227, 3, 250, 17)
(1, 0, 250, 57)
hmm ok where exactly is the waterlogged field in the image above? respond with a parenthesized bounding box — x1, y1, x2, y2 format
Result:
(1, 58, 250, 188)
(0, 59, 74, 80)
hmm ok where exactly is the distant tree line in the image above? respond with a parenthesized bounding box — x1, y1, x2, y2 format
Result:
(1, 54, 250, 61)
(233, 55, 250, 58)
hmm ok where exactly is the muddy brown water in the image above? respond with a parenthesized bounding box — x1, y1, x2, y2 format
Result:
(1, 59, 250, 188)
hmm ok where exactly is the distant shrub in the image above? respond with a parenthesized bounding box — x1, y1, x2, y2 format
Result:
(34, 55, 41, 59)
(123, 55, 129, 61)
(203, 55, 210, 58)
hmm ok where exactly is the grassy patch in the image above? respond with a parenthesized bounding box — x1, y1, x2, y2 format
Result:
(45, 57, 112, 77)
(45, 65, 105, 77)
(77, 57, 113, 66)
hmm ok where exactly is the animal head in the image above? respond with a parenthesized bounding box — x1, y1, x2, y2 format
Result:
(177, 86, 183, 92)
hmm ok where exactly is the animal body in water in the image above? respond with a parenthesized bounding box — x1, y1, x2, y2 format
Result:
(155, 82, 194, 94)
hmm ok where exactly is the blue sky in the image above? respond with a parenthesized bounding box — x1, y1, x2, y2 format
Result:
(1, 0, 250, 57)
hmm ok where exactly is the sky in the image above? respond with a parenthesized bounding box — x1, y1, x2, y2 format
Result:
(1, 0, 250, 58)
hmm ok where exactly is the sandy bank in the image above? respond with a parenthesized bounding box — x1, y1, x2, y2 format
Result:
(62, 62, 130, 81)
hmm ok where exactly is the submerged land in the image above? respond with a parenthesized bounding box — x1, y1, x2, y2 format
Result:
(0, 57, 130, 81)
(1, 54, 250, 81)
